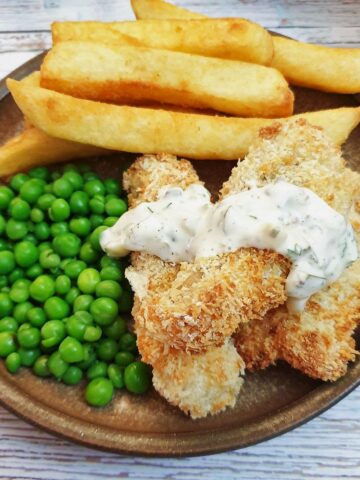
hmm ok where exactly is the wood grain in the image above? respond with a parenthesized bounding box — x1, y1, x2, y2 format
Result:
(0, 1, 360, 479)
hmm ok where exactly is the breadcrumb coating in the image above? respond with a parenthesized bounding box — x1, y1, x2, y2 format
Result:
(232, 119, 360, 381)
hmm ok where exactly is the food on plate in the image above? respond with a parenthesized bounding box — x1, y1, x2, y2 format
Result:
(52, 18, 274, 65)
(131, 0, 201, 20)
(7, 78, 360, 160)
(41, 42, 294, 118)
(271, 37, 360, 94)
(223, 119, 360, 381)
(101, 120, 359, 417)
(118, 153, 245, 418)
(0, 162, 154, 408)
(135, 0, 360, 94)
(0, 127, 111, 176)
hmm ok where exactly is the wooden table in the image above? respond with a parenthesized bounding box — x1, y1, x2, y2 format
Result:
(0, 2, 359, 478)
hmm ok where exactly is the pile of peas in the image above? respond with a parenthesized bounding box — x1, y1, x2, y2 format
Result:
(0, 163, 151, 407)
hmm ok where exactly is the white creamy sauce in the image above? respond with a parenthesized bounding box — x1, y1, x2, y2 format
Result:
(100, 181, 358, 312)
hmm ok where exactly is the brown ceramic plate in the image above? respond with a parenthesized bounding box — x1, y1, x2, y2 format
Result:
(0, 53, 359, 457)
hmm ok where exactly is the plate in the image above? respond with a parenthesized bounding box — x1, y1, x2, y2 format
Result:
(0, 52, 359, 457)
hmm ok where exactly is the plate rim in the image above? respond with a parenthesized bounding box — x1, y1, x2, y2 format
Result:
(0, 51, 359, 457)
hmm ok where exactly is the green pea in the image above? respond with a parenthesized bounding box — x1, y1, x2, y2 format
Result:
(96, 338, 118, 361)
(118, 290, 133, 313)
(77, 268, 101, 294)
(27, 307, 47, 328)
(18, 346, 41, 366)
(119, 332, 137, 353)
(41, 319, 66, 348)
(9, 285, 29, 303)
(77, 344, 96, 370)
(83, 325, 102, 342)
(48, 351, 68, 379)
(63, 365, 83, 385)
(100, 256, 120, 269)
(115, 351, 135, 367)
(38, 241, 52, 253)
(10, 173, 29, 192)
(64, 260, 86, 279)
(73, 294, 93, 312)
(0, 331, 16, 357)
(14, 241, 39, 267)
(62, 171, 83, 190)
(65, 287, 80, 306)
(0, 275, 7, 289)
(53, 178, 74, 199)
(17, 326, 41, 349)
(0, 186, 14, 210)
(20, 178, 44, 204)
(124, 361, 151, 394)
(32, 355, 51, 377)
(52, 233, 81, 258)
(0, 215, 6, 235)
(66, 315, 87, 341)
(39, 249, 61, 269)
(49, 198, 70, 222)
(87, 361, 108, 380)
(6, 219, 28, 240)
(44, 296, 70, 320)
(23, 233, 37, 244)
(13, 302, 33, 324)
(69, 217, 91, 237)
(0, 239, 12, 252)
(13, 278, 31, 290)
(103, 217, 118, 227)
(18, 322, 31, 333)
(85, 377, 114, 407)
(100, 266, 123, 282)
(51, 171, 61, 181)
(9, 198, 31, 220)
(91, 297, 118, 326)
(0, 250, 15, 274)
(30, 207, 44, 223)
(79, 242, 99, 264)
(108, 364, 124, 389)
(63, 163, 79, 173)
(37, 193, 56, 211)
(89, 195, 105, 214)
(104, 317, 127, 340)
(83, 172, 99, 182)
(29, 166, 50, 181)
(26, 263, 43, 279)
(6, 351, 21, 373)
(50, 222, 69, 237)
(34, 222, 51, 240)
(89, 226, 107, 251)
(55, 275, 71, 295)
(0, 292, 13, 317)
(0, 317, 18, 333)
(105, 198, 127, 217)
(104, 178, 120, 195)
(90, 214, 104, 229)
(95, 280, 122, 300)
(59, 336, 84, 363)
(29, 275, 55, 302)
(84, 179, 105, 197)
(69, 191, 89, 215)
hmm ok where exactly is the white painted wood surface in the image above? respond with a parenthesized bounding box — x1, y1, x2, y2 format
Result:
(0, 1, 360, 479)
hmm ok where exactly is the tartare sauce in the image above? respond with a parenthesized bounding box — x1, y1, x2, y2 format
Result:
(100, 181, 358, 312)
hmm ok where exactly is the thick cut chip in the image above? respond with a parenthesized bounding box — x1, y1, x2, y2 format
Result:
(52, 18, 274, 66)
(41, 42, 293, 118)
(7, 78, 360, 160)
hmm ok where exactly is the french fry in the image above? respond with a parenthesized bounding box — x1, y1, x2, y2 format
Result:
(52, 18, 274, 66)
(0, 127, 110, 177)
(272, 37, 360, 94)
(7, 78, 360, 161)
(131, 0, 203, 19)
(133, 0, 360, 94)
(41, 42, 294, 118)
